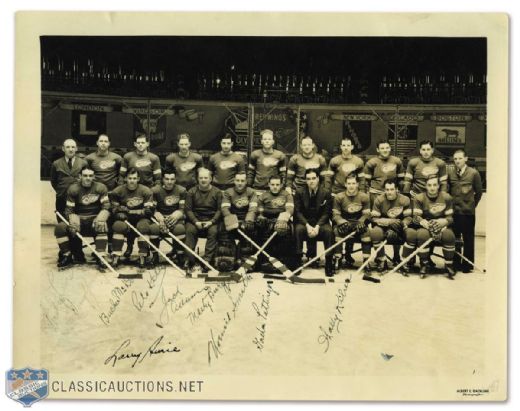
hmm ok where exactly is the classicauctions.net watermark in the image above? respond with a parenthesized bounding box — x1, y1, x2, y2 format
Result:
(51, 379, 204, 394)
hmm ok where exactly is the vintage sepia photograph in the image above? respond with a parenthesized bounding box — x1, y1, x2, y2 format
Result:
(12, 12, 508, 402)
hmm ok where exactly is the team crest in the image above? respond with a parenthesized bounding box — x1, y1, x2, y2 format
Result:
(381, 163, 397, 173)
(234, 197, 249, 208)
(164, 195, 179, 206)
(421, 165, 439, 176)
(387, 206, 403, 218)
(81, 194, 100, 205)
(461, 185, 472, 194)
(99, 160, 115, 170)
(271, 197, 286, 207)
(126, 197, 144, 207)
(341, 163, 356, 174)
(429, 203, 446, 215)
(219, 160, 237, 170)
(179, 161, 196, 171)
(262, 157, 279, 167)
(6, 367, 49, 407)
(135, 159, 152, 168)
(346, 203, 363, 213)
(304, 162, 320, 170)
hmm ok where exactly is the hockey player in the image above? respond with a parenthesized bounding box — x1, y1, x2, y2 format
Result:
(54, 165, 110, 269)
(109, 168, 155, 270)
(149, 170, 187, 266)
(119, 134, 162, 188)
(294, 169, 334, 276)
(328, 136, 365, 195)
(369, 179, 412, 273)
(286, 136, 330, 193)
(365, 139, 405, 265)
(247, 129, 287, 194)
(405, 174, 456, 279)
(332, 174, 372, 274)
(85, 134, 123, 190)
(448, 149, 483, 273)
(164, 133, 204, 190)
(256, 175, 296, 271)
(402, 140, 448, 197)
(184, 168, 222, 272)
(50, 138, 88, 219)
(208, 133, 246, 190)
(218, 172, 258, 270)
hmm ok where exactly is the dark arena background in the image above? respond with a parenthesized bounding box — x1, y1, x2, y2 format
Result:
(40, 36, 486, 226)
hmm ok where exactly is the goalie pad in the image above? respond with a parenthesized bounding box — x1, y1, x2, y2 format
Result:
(224, 214, 239, 232)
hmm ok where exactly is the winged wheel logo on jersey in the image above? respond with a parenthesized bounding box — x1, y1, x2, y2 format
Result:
(135, 159, 152, 168)
(461, 184, 472, 194)
(304, 162, 320, 170)
(346, 203, 363, 213)
(387, 206, 404, 218)
(164, 195, 180, 206)
(179, 161, 196, 171)
(262, 157, 279, 167)
(381, 163, 397, 173)
(99, 160, 115, 170)
(234, 197, 249, 208)
(340, 163, 356, 174)
(126, 197, 144, 207)
(271, 197, 287, 207)
(429, 203, 446, 215)
(81, 194, 100, 205)
(219, 160, 237, 170)
(421, 165, 439, 176)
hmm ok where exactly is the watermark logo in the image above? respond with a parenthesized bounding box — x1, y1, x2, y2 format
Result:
(6, 367, 48, 407)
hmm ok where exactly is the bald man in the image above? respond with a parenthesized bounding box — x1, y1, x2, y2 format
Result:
(50, 138, 87, 220)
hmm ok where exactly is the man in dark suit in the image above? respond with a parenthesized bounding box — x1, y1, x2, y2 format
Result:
(294, 168, 334, 276)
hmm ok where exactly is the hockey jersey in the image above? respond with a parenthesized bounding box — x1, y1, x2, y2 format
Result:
(403, 156, 447, 195)
(86, 151, 122, 190)
(185, 185, 222, 224)
(258, 190, 294, 219)
(109, 184, 154, 214)
(65, 181, 110, 218)
(286, 153, 330, 190)
(120, 151, 162, 187)
(332, 191, 370, 224)
(208, 152, 246, 186)
(152, 184, 186, 216)
(371, 193, 411, 219)
(413, 191, 454, 223)
(364, 155, 404, 195)
(164, 151, 203, 189)
(221, 187, 258, 222)
(328, 154, 365, 194)
(247, 149, 287, 189)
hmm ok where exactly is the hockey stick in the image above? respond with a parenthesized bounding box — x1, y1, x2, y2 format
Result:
(237, 229, 292, 276)
(354, 240, 388, 283)
(55, 211, 134, 278)
(124, 220, 185, 277)
(151, 217, 218, 274)
(385, 237, 434, 276)
(455, 251, 486, 273)
(235, 232, 278, 276)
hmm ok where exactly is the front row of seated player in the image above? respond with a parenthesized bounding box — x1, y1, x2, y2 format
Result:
(55, 164, 457, 279)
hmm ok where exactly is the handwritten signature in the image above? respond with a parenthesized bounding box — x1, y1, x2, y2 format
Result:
(104, 335, 181, 368)
(317, 281, 350, 353)
(252, 282, 279, 351)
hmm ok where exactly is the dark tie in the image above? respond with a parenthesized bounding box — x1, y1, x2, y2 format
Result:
(457, 168, 463, 177)
(67, 158, 72, 169)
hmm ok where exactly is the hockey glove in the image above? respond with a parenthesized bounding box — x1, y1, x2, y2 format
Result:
(256, 215, 268, 229)
(337, 221, 352, 237)
(242, 220, 255, 233)
(114, 212, 128, 221)
(274, 220, 290, 236)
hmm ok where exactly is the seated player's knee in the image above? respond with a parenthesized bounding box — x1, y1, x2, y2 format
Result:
(172, 224, 185, 237)
(149, 223, 161, 237)
(404, 228, 417, 244)
(441, 228, 456, 245)
(370, 226, 384, 242)
(136, 219, 150, 234)
(54, 222, 68, 237)
(112, 220, 128, 234)
(416, 228, 431, 244)
(185, 222, 197, 235)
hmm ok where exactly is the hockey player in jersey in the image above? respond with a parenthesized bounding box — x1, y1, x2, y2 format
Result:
(369, 179, 412, 273)
(208, 133, 246, 191)
(256, 175, 296, 271)
(402, 140, 448, 197)
(365, 140, 405, 265)
(184, 168, 222, 273)
(119, 134, 162, 188)
(149, 171, 187, 266)
(54, 165, 110, 269)
(328, 136, 365, 195)
(86, 134, 123, 190)
(109, 168, 155, 270)
(332, 174, 372, 274)
(218, 172, 258, 270)
(247, 129, 287, 194)
(164, 133, 203, 190)
(405, 175, 456, 279)
(286, 136, 330, 192)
